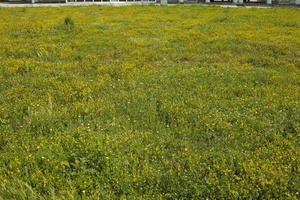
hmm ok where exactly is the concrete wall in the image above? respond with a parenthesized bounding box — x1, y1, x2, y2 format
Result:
(8, 0, 64, 1)
(277, 0, 295, 3)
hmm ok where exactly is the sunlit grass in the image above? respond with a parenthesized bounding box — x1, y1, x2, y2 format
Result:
(0, 5, 299, 199)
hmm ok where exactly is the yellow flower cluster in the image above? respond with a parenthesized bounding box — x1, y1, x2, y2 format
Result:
(0, 5, 299, 200)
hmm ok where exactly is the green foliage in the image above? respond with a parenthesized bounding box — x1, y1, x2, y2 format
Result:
(0, 5, 299, 200)
(64, 16, 74, 30)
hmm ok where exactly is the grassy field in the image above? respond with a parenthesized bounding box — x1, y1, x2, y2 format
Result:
(0, 5, 299, 199)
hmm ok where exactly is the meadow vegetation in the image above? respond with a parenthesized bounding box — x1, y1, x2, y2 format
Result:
(0, 5, 299, 199)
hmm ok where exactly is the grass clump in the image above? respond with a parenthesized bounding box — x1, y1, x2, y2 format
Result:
(64, 16, 75, 29)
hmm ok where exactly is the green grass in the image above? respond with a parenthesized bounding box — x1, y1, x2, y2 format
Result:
(0, 5, 299, 199)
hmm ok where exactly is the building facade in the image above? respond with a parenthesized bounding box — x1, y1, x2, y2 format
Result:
(3, 0, 300, 5)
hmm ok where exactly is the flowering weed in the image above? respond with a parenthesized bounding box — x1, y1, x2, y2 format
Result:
(0, 5, 299, 199)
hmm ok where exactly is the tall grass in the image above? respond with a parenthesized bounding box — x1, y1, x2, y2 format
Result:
(0, 5, 299, 199)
